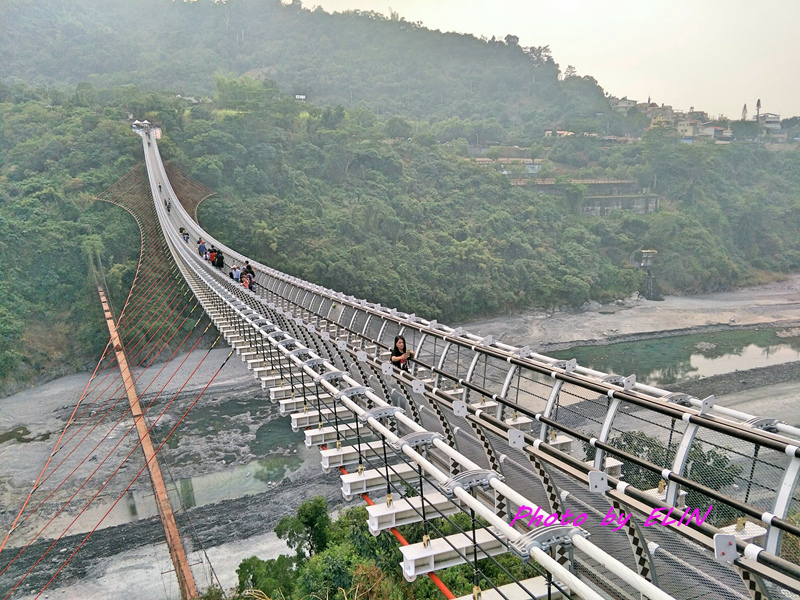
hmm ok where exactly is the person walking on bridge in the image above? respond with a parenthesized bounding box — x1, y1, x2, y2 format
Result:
(244, 261, 256, 290)
(198, 239, 206, 257)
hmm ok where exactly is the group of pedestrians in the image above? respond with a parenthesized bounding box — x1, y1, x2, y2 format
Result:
(196, 238, 257, 291)
(197, 239, 225, 269)
(231, 261, 256, 291)
(160, 181, 257, 293)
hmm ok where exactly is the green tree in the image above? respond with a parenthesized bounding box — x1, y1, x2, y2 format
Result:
(484, 147, 502, 160)
(0, 304, 23, 378)
(385, 116, 412, 140)
(236, 554, 296, 598)
(275, 496, 331, 559)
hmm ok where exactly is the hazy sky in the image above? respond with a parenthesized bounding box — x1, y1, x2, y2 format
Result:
(311, 0, 800, 119)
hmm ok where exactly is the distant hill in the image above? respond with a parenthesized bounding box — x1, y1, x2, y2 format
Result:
(0, 0, 637, 137)
(3, 0, 799, 394)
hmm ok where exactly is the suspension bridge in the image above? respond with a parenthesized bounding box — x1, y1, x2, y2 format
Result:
(2, 124, 800, 599)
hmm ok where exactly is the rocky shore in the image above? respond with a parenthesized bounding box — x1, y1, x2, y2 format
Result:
(674, 358, 800, 401)
(0, 464, 341, 596)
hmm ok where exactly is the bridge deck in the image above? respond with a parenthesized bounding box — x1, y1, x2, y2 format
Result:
(130, 127, 800, 600)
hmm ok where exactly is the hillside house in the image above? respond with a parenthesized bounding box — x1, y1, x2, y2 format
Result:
(697, 125, 725, 140)
(609, 96, 638, 114)
(757, 113, 786, 140)
(649, 104, 675, 127)
(677, 119, 700, 138)
(544, 130, 575, 138)
(651, 115, 673, 128)
(687, 108, 710, 122)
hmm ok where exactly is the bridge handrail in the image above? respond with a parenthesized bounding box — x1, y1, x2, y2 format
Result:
(149, 159, 800, 445)
(137, 132, 800, 594)
(143, 182, 642, 599)
(155, 198, 677, 600)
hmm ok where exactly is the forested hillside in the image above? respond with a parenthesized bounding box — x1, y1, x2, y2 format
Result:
(3, 80, 800, 390)
(1, 0, 800, 390)
(0, 89, 143, 388)
(0, 0, 639, 138)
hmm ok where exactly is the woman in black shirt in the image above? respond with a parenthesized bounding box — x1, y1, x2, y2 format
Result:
(391, 335, 414, 371)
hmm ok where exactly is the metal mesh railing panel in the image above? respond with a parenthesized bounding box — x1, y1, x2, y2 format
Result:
(439, 345, 477, 382)
(504, 368, 553, 414)
(780, 480, 800, 565)
(364, 315, 385, 342)
(551, 382, 609, 441)
(351, 310, 369, 337)
(643, 516, 750, 600)
(379, 320, 401, 348)
(684, 428, 779, 527)
(468, 354, 511, 397)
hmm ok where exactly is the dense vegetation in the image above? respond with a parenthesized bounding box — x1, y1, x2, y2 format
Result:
(1, 0, 799, 392)
(211, 496, 536, 600)
(0, 86, 143, 387)
(1, 0, 639, 138)
(3, 77, 800, 388)
(186, 78, 800, 314)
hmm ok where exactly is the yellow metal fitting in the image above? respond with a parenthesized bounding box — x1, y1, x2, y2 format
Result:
(358, 463, 364, 475)
(336, 440, 341, 450)
(386, 493, 393, 507)
(472, 585, 482, 600)
(422, 534, 431, 548)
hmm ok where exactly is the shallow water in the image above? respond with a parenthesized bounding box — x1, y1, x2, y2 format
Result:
(22, 454, 306, 543)
(5, 394, 309, 544)
(550, 328, 800, 386)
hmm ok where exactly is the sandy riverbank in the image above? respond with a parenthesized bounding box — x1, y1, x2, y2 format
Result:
(458, 274, 800, 349)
